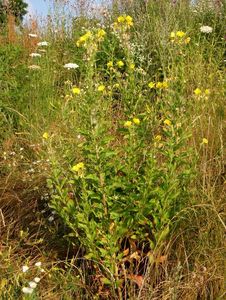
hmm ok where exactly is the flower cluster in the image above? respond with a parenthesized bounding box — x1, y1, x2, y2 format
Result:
(148, 81, 169, 89)
(72, 162, 85, 172)
(76, 29, 106, 47)
(194, 88, 210, 96)
(124, 117, 140, 128)
(21, 261, 44, 295)
(170, 31, 191, 45)
(114, 15, 133, 29)
(200, 25, 213, 33)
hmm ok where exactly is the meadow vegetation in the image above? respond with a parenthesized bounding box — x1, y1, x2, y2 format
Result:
(0, 0, 225, 299)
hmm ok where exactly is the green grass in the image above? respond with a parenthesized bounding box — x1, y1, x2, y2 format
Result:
(0, 1, 225, 299)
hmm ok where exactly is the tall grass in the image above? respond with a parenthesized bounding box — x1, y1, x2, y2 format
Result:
(0, 0, 225, 299)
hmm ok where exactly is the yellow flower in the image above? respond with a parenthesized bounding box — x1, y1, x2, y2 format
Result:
(156, 82, 163, 89)
(202, 138, 208, 144)
(76, 31, 92, 47)
(164, 119, 172, 126)
(96, 29, 106, 39)
(184, 37, 191, 44)
(107, 61, 113, 68)
(117, 16, 125, 23)
(204, 89, 210, 95)
(72, 162, 84, 172)
(162, 81, 168, 89)
(176, 31, 185, 38)
(42, 132, 49, 139)
(125, 15, 133, 26)
(113, 83, 120, 88)
(170, 32, 175, 38)
(154, 135, 162, 141)
(194, 88, 202, 95)
(72, 87, 81, 95)
(148, 82, 155, 88)
(97, 85, 105, 92)
(129, 63, 135, 70)
(117, 60, 124, 68)
(133, 118, 140, 125)
(124, 121, 132, 128)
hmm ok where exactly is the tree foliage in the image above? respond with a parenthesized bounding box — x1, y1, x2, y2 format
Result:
(0, 0, 28, 24)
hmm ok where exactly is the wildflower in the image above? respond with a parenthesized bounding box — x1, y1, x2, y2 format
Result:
(42, 132, 49, 139)
(200, 26, 213, 33)
(72, 162, 85, 172)
(34, 277, 41, 283)
(22, 287, 34, 294)
(64, 63, 79, 69)
(117, 16, 125, 23)
(176, 31, 186, 38)
(162, 81, 169, 89)
(28, 65, 41, 70)
(133, 118, 140, 125)
(72, 87, 81, 95)
(30, 53, 41, 58)
(124, 121, 132, 128)
(107, 61, 113, 68)
(129, 63, 135, 70)
(154, 135, 162, 141)
(148, 82, 155, 89)
(164, 119, 172, 126)
(28, 33, 38, 38)
(37, 41, 49, 46)
(22, 265, 29, 273)
(117, 60, 124, 68)
(156, 82, 163, 89)
(48, 216, 54, 222)
(97, 85, 105, 92)
(170, 32, 175, 38)
(35, 262, 42, 267)
(194, 88, 201, 95)
(29, 281, 37, 289)
(204, 89, 210, 95)
(96, 29, 106, 40)
(76, 31, 92, 47)
(125, 15, 133, 27)
(184, 37, 191, 44)
(202, 138, 208, 144)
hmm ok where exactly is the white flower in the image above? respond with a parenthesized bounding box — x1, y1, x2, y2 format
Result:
(40, 268, 45, 273)
(28, 33, 38, 38)
(30, 53, 41, 58)
(29, 281, 37, 289)
(35, 261, 42, 267)
(48, 216, 54, 222)
(28, 65, 41, 70)
(37, 41, 49, 46)
(64, 63, 79, 69)
(22, 287, 34, 294)
(22, 265, 29, 273)
(34, 277, 41, 283)
(200, 26, 213, 33)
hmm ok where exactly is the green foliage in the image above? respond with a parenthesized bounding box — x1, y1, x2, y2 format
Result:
(0, 1, 225, 299)
(0, 0, 28, 24)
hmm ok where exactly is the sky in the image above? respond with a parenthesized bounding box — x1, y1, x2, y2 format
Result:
(25, 0, 50, 17)
(25, 0, 102, 17)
